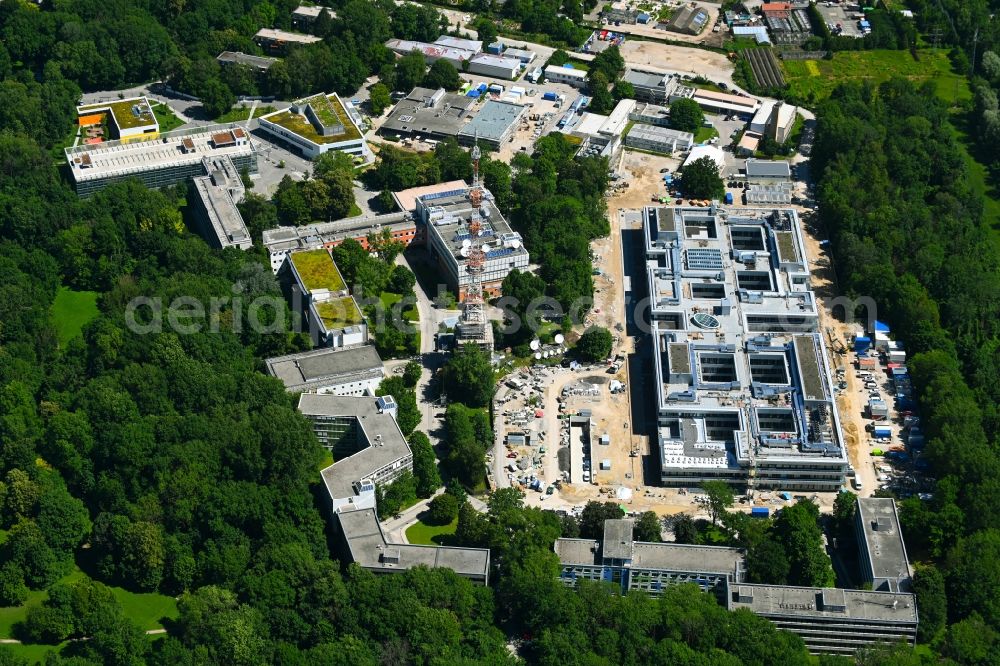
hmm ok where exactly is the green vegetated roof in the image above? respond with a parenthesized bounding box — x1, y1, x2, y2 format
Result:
(265, 93, 361, 143)
(291, 249, 347, 293)
(315, 297, 364, 330)
(775, 231, 798, 263)
(79, 98, 157, 130)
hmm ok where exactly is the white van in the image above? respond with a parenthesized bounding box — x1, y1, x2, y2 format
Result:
(852, 477, 863, 490)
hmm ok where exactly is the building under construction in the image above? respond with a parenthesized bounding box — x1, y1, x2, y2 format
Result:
(643, 205, 848, 491)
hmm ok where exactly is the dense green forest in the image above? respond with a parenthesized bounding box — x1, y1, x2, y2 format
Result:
(812, 76, 1000, 661)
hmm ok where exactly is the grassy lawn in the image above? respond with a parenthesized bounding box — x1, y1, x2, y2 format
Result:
(214, 105, 277, 124)
(0, 566, 177, 642)
(694, 126, 719, 144)
(782, 50, 971, 105)
(318, 448, 334, 471)
(949, 117, 1000, 238)
(50, 287, 99, 346)
(405, 517, 458, 546)
(150, 102, 184, 132)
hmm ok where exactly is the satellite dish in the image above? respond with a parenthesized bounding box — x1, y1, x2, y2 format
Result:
(529, 339, 541, 351)
(482, 207, 491, 217)
(481, 243, 491, 253)
(534, 352, 543, 360)
(460, 246, 470, 257)
(508, 238, 521, 249)
(554, 333, 565, 344)
(462, 239, 472, 248)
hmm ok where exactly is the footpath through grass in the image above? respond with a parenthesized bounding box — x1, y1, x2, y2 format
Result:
(405, 517, 458, 546)
(782, 50, 970, 105)
(50, 287, 99, 346)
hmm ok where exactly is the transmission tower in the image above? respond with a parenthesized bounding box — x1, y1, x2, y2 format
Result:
(456, 142, 492, 349)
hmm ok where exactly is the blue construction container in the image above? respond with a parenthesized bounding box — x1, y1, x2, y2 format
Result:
(542, 91, 558, 101)
(637, 12, 651, 23)
(751, 507, 770, 518)
(854, 336, 871, 354)
(724, 192, 734, 205)
(487, 41, 504, 55)
(873, 426, 892, 438)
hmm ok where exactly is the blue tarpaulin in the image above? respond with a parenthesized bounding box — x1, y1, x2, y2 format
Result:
(874, 320, 890, 333)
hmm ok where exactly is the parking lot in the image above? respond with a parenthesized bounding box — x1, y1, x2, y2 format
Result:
(814, 2, 867, 38)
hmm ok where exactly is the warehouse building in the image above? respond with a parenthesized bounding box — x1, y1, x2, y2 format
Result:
(667, 4, 710, 35)
(458, 99, 526, 148)
(544, 64, 588, 89)
(689, 88, 760, 116)
(643, 205, 848, 491)
(257, 92, 368, 159)
(380, 87, 476, 142)
(727, 584, 917, 655)
(265, 345, 385, 395)
(190, 155, 252, 250)
(254, 28, 322, 54)
(468, 53, 521, 80)
(65, 125, 257, 198)
(414, 185, 529, 300)
(625, 124, 694, 154)
(384, 38, 475, 69)
(263, 211, 420, 274)
(433, 35, 483, 52)
(334, 507, 491, 584)
(283, 249, 367, 348)
(301, 394, 411, 513)
(217, 51, 278, 72)
(502, 47, 536, 65)
(555, 518, 744, 596)
(745, 158, 792, 183)
(744, 182, 794, 204)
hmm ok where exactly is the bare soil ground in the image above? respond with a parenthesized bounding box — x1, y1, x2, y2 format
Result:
(619, 41, 736, 82)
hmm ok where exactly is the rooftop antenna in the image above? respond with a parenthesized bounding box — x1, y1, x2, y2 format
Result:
(456, 133, 490, 348)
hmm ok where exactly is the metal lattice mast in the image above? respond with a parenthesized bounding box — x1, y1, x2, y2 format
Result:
(460, 142, 486, 336)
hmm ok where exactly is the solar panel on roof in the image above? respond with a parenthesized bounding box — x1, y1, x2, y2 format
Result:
(686, 248, 724, 271)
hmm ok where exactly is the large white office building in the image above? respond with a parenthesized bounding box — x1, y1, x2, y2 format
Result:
(643, 205, 848, 491)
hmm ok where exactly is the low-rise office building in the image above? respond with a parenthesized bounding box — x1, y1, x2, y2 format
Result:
(856, 497, 912, 592)
(727, 583, 918, 655)
(284, 249, 367, 348)
(191, 155, 252, 250)
(217, 51, 278, 72)
(643, 205, 847, 491)
(300, 393, 411, 512)
(629, 102, 672, 127)
(257, 92, 368, 159)
(689, 88, 760, 116)
(65, 125, 257, 198)
(380, 87, 476, 142)
(555, 519, 744, 596)
(544, 64, 588, 89)
(76, 96, 159, 144)
(255, 28, 322, 54)
(623, 68, 672, 104)
(625, 124, 694, 154)
(414, 184, 529, 300)
(457, 99, 526, 148)
(502, 47, 536, 65)
(263, 212, 420, 274)
(334, 507, 490, 584)
(265, 345, 385, 395)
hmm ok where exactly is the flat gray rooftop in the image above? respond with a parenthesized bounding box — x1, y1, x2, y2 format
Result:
(624, 68, 668, 90)
(602, 519, 635, 560)
(554, 538, 600, 566)
(265, 345, 384, 392)
(631, 542, 743, 575)
(729, 584, 918, 624)
(419, 189, 528, 261)
(337, 507, 490, 578)
(192, 156, 249, 249)
(65, 125, 255, 183)
(746, 158, 792, 179)
(217, 51, 278, 69)
(381, 87, 474, 138)
(299, 394, 411, 500)
(458, 100, 525, 143)
(262, 211, 411, 253)
(856, 498, 911, 590)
